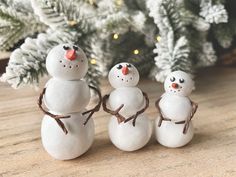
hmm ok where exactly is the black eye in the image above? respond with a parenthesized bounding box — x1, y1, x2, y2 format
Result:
(170, 77, 175, 82)
(117, 65, 122, 69)
(127, 64, 132, 68)
(73, 46, 78, 50)
(179, 78, 185, 83)
(63, 46, 70, 50)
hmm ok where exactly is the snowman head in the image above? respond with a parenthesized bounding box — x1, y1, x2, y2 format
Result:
(108, 62, 139, 88)
(164, 71, 194, 97)
(46, 44, 88, 80)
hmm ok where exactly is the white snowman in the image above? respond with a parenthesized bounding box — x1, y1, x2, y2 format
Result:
(103, 62, 152, 151)
(155, 71, 198, 148)
(38, 44, 101, 160)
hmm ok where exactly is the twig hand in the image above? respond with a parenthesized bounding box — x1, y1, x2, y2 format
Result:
(82, 85, 102, 126)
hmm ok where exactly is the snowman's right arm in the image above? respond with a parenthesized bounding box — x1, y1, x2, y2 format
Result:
(38, 87, 71, 134)
(102, 94, 126, 124)
(155, 97, 171, 127)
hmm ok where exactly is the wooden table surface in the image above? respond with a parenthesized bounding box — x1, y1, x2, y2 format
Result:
(0, 67, 236, 177)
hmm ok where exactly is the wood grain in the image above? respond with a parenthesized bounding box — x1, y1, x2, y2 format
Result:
(0, 67, 236, 177)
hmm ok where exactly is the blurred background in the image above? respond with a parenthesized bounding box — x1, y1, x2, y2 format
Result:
(0, 0, 236, 89)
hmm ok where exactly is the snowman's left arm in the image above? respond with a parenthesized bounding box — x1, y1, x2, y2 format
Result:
(82, 85, 102, 126)
(190, 100, 198, 120)
(183, 100, 198, 134)
(124, 91, 149, 126)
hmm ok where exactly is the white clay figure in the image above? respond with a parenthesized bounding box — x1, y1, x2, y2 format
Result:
(39, 44, 101, 160)
(155, 71, 198, 148)
(103, 63, 152, 151)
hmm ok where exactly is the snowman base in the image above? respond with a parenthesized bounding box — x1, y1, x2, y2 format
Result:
(108, 114, 152, 151)
(41, 112, 94, 160)
(155, 117, 194, 148)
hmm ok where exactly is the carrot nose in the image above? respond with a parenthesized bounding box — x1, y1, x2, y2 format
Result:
(65, 49, 77, 61)
(122, 66, 129, 75)
(172, 83, 179, 89)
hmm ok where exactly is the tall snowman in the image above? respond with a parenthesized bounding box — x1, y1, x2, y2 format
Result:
(103, 62, 152, 151)
(38, 44, 101, 160)
(155, 71, 198, 148)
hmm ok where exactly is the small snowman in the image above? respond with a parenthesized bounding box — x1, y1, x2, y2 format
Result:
(155, 71, 198, 148)
(38, 44, 101, 160)
(103, 62, 152, 151)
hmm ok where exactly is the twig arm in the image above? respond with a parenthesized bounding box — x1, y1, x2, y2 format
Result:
(38, 87, 70, 134)
(183, 100, 198, 134)
(82, 85, 102, 126)
(102, 94, 126, 124)
(155, 97, 171, 127)
(124, 91, 149, 127)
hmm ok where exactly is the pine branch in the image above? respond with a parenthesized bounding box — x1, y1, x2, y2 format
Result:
(31, 0, 95, 32)
(147, 0, 191, 82)
(200, 0, 228, 24)
(0, 3, 45, 50)
(0, 29, 78, 88)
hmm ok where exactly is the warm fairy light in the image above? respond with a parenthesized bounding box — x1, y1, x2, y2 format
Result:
(116, 0, 123, 6)
(90, 58, 97, 64)
(133, 49, 140, 55)
(88, 0, 96, 5)
(156, 35, 161, 42)
(68, 20, 77, 26)
(113, 33, 119, 40)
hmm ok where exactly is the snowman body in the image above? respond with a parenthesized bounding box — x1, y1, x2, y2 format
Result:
(44, 78, 90, 114)
(41, 44, 94, 160)
(155, 71, 196, 148)
(159, 93, 192, 122)
(109, 114, 152, 151)
(109, 87, 145, 116)
(41, 112, 94, 160)
(155, 118, 193, 148)
(107, 63, 152, 151)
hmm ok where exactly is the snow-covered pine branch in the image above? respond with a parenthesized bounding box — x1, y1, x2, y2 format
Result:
(0, 2, 45, 50)
(0, 30, 77, 88)
(200, 0, 228, 24)
(147, 0, 191, 82)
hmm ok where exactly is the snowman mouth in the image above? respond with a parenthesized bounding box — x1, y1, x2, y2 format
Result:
(169, 85, 182, 93)
(116, 75, 133, 82)
(60, 60, 79, 69)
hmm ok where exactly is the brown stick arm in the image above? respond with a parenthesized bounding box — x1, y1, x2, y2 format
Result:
(102, 94, 126, 124)
(82, 85, 102, 126)
(38, 87, 71, 134)
(155, 97, 171, 127)
(124, 91, 149, 127)
(183, 100, 198, 134)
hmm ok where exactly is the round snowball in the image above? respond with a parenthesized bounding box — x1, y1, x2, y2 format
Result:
(109, 113, 152, 151)
(108, 87, 144, 117)
(164, 70, 194, 97)
(46, 44, 88, 80)
(44, 79, 90, 114)
(108, 62, 139, 88)
(41, 112, 94, 160)
(155, 117, 194, 148)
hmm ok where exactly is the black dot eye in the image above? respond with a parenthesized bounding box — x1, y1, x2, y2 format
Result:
(117, 65, 122, 69)
(73, 46, 78, 50)
(179, 78, 185, 83)
(170, 77, 175, 82)
(63, 46, 70, 50)
(127, 64, 132, 68)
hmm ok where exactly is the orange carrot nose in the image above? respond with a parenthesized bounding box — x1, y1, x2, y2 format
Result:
(172, 83, 179, 89)
(122, 66, 129, 75)
(65, 49, 77, 61)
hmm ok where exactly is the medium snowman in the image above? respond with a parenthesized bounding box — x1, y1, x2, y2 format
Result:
(103, 62, 152, 151)
(38, 44, 101, 160)
(155, 71, 198, 148)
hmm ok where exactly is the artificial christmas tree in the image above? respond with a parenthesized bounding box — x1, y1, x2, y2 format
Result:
(0, 0, 235, 89)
